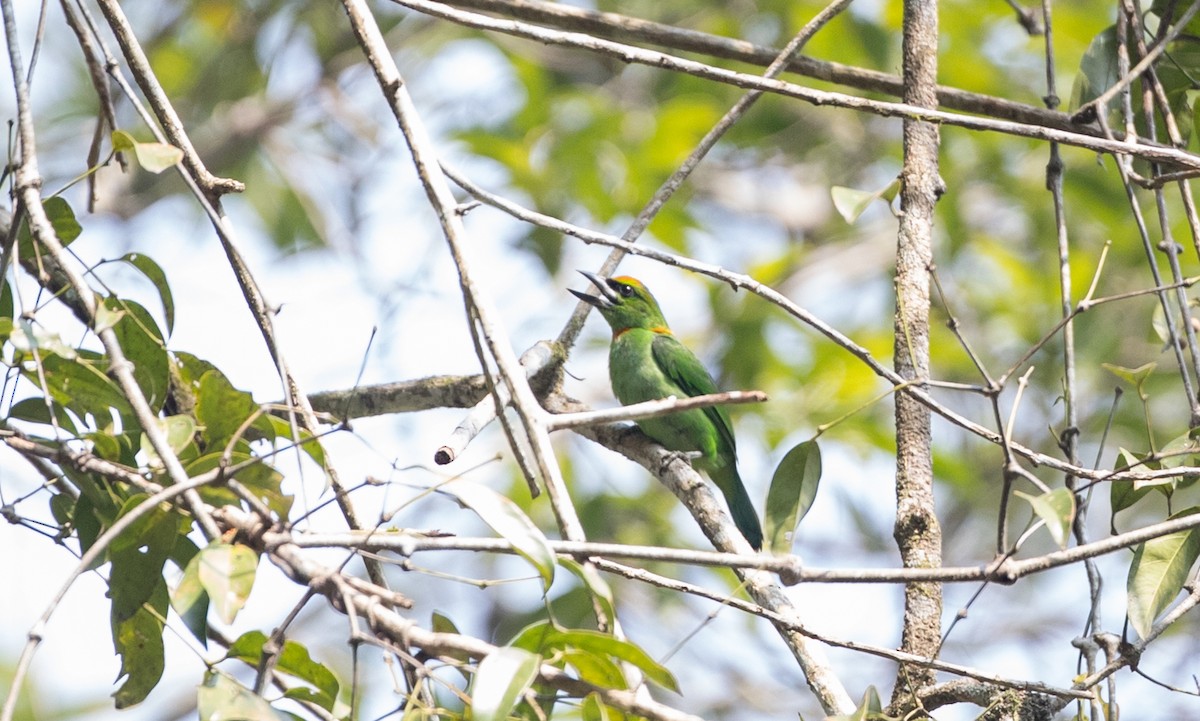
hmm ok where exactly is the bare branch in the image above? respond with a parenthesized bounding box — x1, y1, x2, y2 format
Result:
(392, 0, 1200, 170)
(545, 390, 766, 431)
(221, 508, 708, 721)
(441, 0, 1078, 133)
(92, 0, 243, 195)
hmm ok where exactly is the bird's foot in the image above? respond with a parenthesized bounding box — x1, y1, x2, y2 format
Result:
(659, 450, 702, 475)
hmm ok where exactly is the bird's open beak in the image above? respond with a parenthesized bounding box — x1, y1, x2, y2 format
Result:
(569, 269, 620, 309)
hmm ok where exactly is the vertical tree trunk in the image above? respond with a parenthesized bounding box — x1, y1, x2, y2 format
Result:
(891, 0, 944, 708)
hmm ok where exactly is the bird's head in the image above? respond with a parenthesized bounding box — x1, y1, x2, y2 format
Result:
(570, 270, 669, 334)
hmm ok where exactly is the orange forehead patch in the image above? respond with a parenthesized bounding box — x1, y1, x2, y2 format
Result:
(610, 275, 645, 289)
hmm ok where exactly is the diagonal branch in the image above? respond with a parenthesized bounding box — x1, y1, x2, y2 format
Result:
(91, 0, 243, 196)
(219, 508, 705, 721)
(441, 0, 1079, 133)
(80, 0, 394, 596)
(391, 0, 1200, 170)
(337, 0, 586, 546)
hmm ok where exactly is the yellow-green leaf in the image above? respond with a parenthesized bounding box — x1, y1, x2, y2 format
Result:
(472, 647, 541, 721)
(764, 439, 822, 553)
(196, 542, 259, 625)
(440, 480, 555, 588)
(1127, 508, 1200, 639)
(1014, 487, 1076, 549)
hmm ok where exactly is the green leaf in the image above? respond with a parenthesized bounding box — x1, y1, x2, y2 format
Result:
(111, 129, 137, 153)
(195, 369, 264, 450)
(0, 277, 12, 320)
(48, 491, 75, 527)
(508, 624, 677, 692)
(106, 297, 169, 412)
(1101, 362, 1157, 398)
(38, 196, 83, 245)
(226, 631, 341, 711)
(831, 179, 898, 224)
(508, 620, 556, 652)
(109, 493, 172, 555)
(558, 558, 616, 631)
(30, 351, 134, 427)
(1158, 430, 1200, 470)
(14, 198, 82, 280)
(196, 542, 259, 625)
(73, 492, 104, 557)
(1014, 487, 1076, 549)
(764, 439, 822, 553)
(561, 649, 625, 690)
(174, 351, 221, 389)
(1111, 448, 1155, 517)
(548, 629, 677, 692)
(117, 252, 176, 336)
(197, 671, 281, 721)
(471, 646, 541, 721)
(109, 497, 176, 709)
(1193, 91, 1200, 152)
(86, 428, 136, 466)
(440, 480, 555, 588)
(1150, 296, 1200, 348)
(108, 496, 179, 618)
(185, 450, 292, 518)
(264, 414, 331, 491)
(826, 685, 885, 721)
(112, 129, 183, 173)
(1070, 26, 1119, 112)
(8, 397, 79, 436)
(581, 692, 622, 721)
(140, 414, 199, 468)
(432, 610, 461, 635)
(1127, 508, 1200, 639)
(171, 548, 210, 645)
(233, 461, 293, 520)
(112, 582, 168, 708)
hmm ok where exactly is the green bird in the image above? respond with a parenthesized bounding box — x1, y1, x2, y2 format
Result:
(571, 270, 764, 550)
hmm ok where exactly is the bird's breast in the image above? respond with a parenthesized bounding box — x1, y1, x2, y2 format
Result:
(608, 331, 677, 405)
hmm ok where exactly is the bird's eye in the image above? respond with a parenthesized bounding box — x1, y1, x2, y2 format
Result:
(618, 284, 635, 297)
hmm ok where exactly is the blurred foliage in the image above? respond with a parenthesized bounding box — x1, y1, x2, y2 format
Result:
(10, 0, 1200, 717)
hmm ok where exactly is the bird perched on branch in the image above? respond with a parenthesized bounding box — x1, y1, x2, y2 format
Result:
(570, 270, 763, 550)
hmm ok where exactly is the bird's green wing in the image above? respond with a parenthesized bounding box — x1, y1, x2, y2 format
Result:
(650, 333, 737, 455)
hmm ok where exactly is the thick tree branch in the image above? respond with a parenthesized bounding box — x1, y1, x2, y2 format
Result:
(217, 508, 704, 721)
(890, 0, 943, 705)
(543, 393, 852, 714)
(92, 0, 242, 196)
(441, 0, 1082, 134)
(391, 0, 1200, 170)
(445, 170, 1200, 486)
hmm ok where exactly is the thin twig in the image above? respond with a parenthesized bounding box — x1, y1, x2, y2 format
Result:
(557, 0, 857, 354)
(1072, 0, 1200, 123)
(289, 504, 1200, 586)
(447, 170, 1200, 485)
(225, 509, 708, 721)
(1075, 584, 1200, 691)
(392, 0, 1200, 170)
(437, 0, 1085, 134)
(0, 470, 226, 721)
(91, 0, 242, 195)
(338, 0, 589, 551)
(545, 390, 766, 431)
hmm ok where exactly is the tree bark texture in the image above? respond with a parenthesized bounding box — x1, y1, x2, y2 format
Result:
(891, 0, 945, 707)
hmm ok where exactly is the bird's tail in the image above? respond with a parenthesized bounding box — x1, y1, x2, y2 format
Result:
(711, 465, 764, 551)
